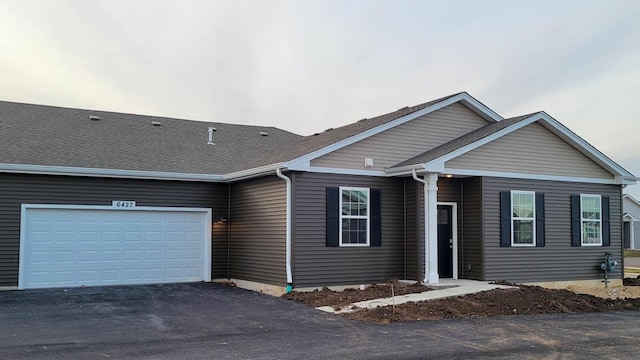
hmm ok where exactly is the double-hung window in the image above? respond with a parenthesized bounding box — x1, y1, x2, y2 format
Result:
(580, 194, 602, 246)
(340, 187, 370, 246)
(511, 190, 536, 246)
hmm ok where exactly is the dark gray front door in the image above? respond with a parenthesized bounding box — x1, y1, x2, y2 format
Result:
(437, 205, 453, 278)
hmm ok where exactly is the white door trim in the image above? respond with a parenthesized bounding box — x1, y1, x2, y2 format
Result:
(437, 202, 458, 280)
(19, 204, 212, 289)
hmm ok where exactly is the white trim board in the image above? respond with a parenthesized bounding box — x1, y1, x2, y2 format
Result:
(19, 204, 212, 290)
(418, 113, 634, 181)
(0, 163, 224, 182)
(285, 93, 502, 170)
(437, 202, 458, 280)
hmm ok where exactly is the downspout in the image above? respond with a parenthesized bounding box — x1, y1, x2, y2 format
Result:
(276, 168, 293, 292)
(412, 169, 429, 283)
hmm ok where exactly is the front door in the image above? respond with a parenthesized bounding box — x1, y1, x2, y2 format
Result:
(437, 205, 453, 278)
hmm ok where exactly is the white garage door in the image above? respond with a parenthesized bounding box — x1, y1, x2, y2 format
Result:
(19, 205, 212, 289)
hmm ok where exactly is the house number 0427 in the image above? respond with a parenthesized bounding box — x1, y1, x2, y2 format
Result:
(112, 201, 136, 208)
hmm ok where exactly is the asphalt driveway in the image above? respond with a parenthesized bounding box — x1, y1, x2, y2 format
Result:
(1, 283, 639, 359)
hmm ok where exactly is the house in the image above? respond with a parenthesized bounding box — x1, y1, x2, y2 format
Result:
(623, 194, 640, 250)
(0, 92, 635, 294)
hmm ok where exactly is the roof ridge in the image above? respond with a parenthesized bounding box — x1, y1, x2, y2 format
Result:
(0, 99, 292, 130)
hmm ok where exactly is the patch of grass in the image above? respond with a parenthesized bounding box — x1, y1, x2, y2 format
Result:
(624, 250, 640, 258)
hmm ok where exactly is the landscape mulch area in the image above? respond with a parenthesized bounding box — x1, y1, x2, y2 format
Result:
(281, 281, 640, 323)
(281, 282, 432, 308)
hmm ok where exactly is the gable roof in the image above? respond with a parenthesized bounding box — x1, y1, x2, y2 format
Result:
(386, 111, 636, 183)
(392, 113, 536, 168)
(0, 101, 301, 178)
(245, 91, 503, 171)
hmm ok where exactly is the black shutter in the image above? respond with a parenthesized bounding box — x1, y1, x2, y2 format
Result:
(535, 193, 545, 247)
(602, 196, 610, 247)
(326, 187, 340, 247)
(571, 195, 581, 247)
(370, 189, 382, 247)
(500, 191, 511, 247)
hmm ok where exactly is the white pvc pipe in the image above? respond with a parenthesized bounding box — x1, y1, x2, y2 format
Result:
(276, 168, 293, 286)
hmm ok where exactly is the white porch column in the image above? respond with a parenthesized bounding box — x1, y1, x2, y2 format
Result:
(425, 173, 439, 284)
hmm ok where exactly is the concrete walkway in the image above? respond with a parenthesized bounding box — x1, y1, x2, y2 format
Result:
(316, 279, 514, 314)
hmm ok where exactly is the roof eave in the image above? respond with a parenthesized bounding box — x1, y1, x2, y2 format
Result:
(0, 163, 225, 182)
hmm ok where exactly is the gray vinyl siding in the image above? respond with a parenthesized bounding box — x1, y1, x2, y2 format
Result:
(461, 177, 483, 280)
(292, 172, 405, 287)
(229, 176, 286, 286)
(482, 177, 623, 282)
(311, 103, 490, 170)
(446, 123, 613, 179)
(0, 173, 229, 287)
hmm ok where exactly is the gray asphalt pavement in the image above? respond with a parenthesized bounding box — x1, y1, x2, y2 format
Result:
(1, 282, 639, 359)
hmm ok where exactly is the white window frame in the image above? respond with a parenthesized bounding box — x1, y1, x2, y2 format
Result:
(511, 190, 536, 247)
(339, 186, 370, 247)
(580, 194, 602, 246)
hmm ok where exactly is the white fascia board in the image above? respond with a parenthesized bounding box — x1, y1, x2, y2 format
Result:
(306, 166, 388, 177)
(624, 194, 640, 207)
(536, 112, 636, 179)
(421, 114, 540, 170)
(0, 163, 224, 182)
(442, 167, 624, 185)
(385, 164, 427, 176)
(285, 92, 503, 167)
(624, 213, 639, 221)
(222, 162, 286, 182)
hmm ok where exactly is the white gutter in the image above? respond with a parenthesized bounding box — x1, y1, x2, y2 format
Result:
(412, 169, 430, 283)
(275, 168, 293, 290)
(0, 163, 224, 182)
(223, 162, 287, 182)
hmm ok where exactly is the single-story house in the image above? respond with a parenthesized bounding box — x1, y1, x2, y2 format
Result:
(0, 92, 635, 294)
(623, 194, 640, 250)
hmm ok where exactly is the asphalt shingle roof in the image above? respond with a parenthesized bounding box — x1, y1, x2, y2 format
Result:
(0, 101, 302, 174)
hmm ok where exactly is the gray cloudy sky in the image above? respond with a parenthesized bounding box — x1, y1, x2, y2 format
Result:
(1, 0, 639, 195)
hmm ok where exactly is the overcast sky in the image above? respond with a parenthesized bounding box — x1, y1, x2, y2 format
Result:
(0, 0, 639, 196)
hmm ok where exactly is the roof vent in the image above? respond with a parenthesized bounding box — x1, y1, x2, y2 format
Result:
(208, 127, 215, 145)
(397, 106, 409, 111)
(358, 118, 368, 122)
(151, 121, 162, 126)
(259, 131, 268, 136)
(89, 115, 100, 121)
(324, 128, 334, 132)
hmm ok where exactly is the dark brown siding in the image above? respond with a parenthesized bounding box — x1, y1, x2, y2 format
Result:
(411, 177, 462, 280)
(292, 172, 404, 287)
(404, 179, 418, 280)
(482, 177, 623, 282)
(461, 177, 483, 280)
(229, 176, 286, 286)
(0, 173, 229, 287)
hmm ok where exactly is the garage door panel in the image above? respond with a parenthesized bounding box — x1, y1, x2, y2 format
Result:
(20, 207, 211, 289)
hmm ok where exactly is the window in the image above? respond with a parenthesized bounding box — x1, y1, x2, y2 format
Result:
(570, 194, 610, 247)
(326, 187, 381, 247)
(511, 191, 536, 246)
(340, 187, 370, 246)
(580, 194, 602, 246)
(500, 191, 545, 248)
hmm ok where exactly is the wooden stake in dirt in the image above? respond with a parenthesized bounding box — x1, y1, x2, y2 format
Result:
(391, 282, 396, 314)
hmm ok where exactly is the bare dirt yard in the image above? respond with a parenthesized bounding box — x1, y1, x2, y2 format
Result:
(281, 279, 640, 323)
